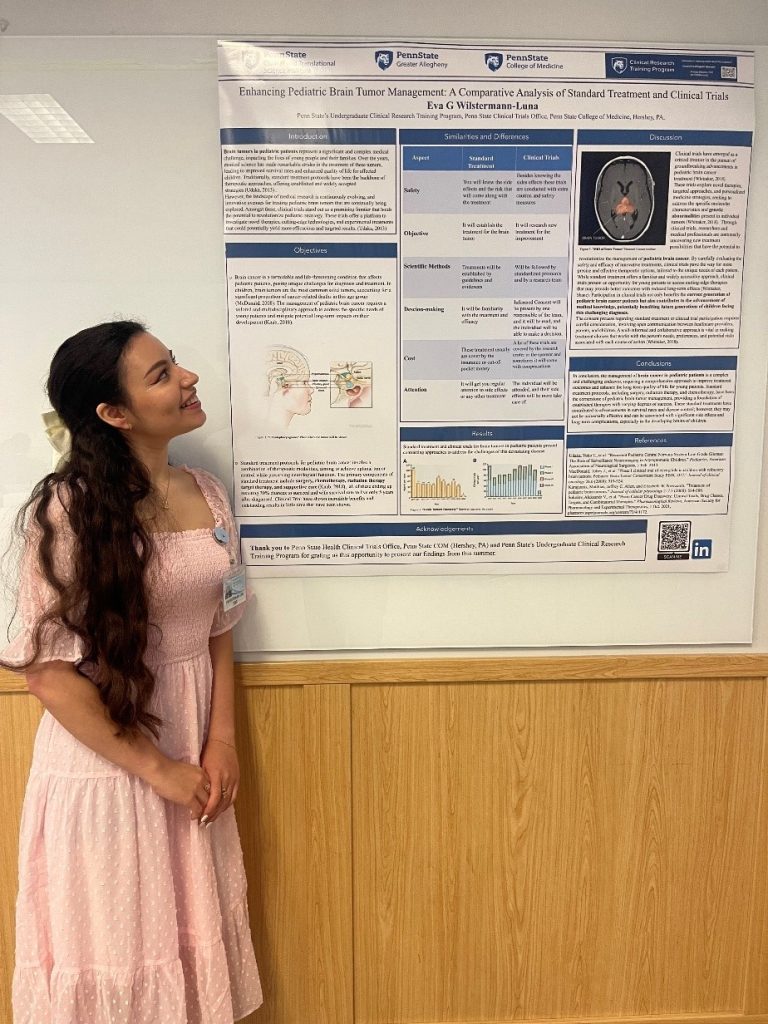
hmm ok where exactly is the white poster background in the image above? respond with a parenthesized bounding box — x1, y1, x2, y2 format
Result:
(218, 41, 754, 579)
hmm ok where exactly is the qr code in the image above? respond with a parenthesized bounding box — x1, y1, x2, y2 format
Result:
(721, 65, 737, 79)
(658, 521, 691, 552)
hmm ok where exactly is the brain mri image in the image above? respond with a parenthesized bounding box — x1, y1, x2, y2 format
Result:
(578, 150, 669, 247)
(594, 155, 655, 242)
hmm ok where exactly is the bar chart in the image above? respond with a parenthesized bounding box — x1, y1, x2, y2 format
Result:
(484, 463, 541, 499)
(408, 466, 466, 500)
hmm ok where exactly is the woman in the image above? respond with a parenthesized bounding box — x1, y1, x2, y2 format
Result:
(1, 321, 263, 1023)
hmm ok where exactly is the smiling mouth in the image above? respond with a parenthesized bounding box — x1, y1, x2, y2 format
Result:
(181, 394, 200, 409)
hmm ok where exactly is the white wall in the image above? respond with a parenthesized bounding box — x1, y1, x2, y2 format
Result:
(1, 0, 767, 656)
(0, 0, 765, 46)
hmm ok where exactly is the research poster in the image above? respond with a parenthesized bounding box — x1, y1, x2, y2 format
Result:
(218, 41, 754, 576)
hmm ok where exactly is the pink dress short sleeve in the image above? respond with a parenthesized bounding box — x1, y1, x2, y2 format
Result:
(5, 467, 262, 1024)
(2, 490, 86, 670)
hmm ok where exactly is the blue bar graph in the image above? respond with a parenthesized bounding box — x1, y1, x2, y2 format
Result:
(485, 464, 540, 499)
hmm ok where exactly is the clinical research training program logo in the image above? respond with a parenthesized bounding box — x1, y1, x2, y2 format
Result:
(375, 50, 394, 70)
(485, 52, 504, 72)
(611, 56, 629, 74)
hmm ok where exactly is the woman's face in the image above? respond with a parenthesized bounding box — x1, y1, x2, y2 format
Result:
(117, 331, 206, 442)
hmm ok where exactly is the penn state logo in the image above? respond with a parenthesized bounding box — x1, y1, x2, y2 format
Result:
(485, 52, 503, 72)
(241, 48, 263, 74)
(375, 50, 393, 70)
(611, 56, 628, 74)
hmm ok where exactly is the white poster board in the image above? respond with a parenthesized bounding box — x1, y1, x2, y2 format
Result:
(218, 42, 754, 588)
(0, 36, 766, 652)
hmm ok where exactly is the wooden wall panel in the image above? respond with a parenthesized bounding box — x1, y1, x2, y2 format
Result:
(234, 683, 353, 1024)
(2, 661, 768, 1024)
(0, 693, 42, 1019)
(352, 679, 767, 1023)
(302, 683, 353, 1024)
(745, 676, 768, 1012)
(234, 683, 308, 1024)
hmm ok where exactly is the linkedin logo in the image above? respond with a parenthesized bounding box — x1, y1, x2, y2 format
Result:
(692, 539, 713, 559)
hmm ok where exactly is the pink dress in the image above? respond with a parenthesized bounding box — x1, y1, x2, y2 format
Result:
(2, 466, 263, 1024)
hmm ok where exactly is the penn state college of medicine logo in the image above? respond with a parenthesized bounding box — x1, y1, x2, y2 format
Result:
(611, 56, 628, 74)
(240, 47, 263, 73)
(375, 50, 393, 70)
(485, 52, 503, 72)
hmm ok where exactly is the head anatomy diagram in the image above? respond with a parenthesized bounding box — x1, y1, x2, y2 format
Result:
(264, 346, 314, 429)
(594, 155, 655, 242)
(331, 362, 372, 408)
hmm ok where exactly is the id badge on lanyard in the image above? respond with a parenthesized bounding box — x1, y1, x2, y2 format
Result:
(222, 565, 247, 612)
(213, 524, 247, 611)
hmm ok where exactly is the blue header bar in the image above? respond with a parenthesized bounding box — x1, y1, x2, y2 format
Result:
(220, 128, 396, 145)
(578, 129, 751, 147)
(403, 146, 461, 170)
(567, 432, 733, 449)
(569, 357, 737, 372)
(605, 52, 738, 82)
(463, 146, 516, 170)
(517, 147, 571, 169)
(400, 129, 572, 145)
(401, 426, 564, 441)
(241, 519, 646, 539)
(403, 146, 572, 171)
(226, 243, 397, 259)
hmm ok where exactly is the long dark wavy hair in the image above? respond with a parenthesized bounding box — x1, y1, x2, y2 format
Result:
(2, 321, 163, 739)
